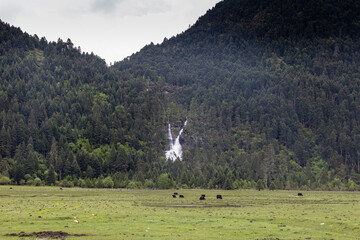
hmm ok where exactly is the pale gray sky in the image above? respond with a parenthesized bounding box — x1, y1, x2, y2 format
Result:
(0, 0, 221, 64)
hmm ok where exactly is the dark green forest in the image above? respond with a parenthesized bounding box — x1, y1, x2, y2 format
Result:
(1, 0, 360, 190)
(0, 21, 167, 188)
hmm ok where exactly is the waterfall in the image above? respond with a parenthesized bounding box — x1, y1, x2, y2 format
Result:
(165, 120, 187, 161)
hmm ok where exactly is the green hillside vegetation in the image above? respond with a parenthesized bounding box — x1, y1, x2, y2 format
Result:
(2, 0, 360, 190)
(0, 21, 166, 188)
(116, 0, 360, 190)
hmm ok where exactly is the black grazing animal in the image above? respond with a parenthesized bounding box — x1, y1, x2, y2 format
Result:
(174, 192, 178, 195)
(298, 193, 303, 196)
(179, 195, 184, 198)
(216, 194, 222, 199)
(200, 196, 205, 200)
(59, 187, 63, 190)
(172, 194, 176, 198)
(201, 194, 205, 198)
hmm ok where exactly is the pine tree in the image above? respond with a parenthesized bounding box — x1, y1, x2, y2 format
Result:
(46, 165, 56, 186)
(256, 179, 265, 191)
(0, 126, 10, 157)
(49, 137, 58, 169)
(71, 157, 80, 177)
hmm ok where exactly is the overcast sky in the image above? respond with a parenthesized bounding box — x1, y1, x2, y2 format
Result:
(0, 0, 221, 64)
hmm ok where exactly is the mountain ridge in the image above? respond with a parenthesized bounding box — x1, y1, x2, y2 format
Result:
(1, 0, 360, 189)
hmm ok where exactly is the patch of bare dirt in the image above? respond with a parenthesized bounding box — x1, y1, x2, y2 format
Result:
(5, 231, 88, 239)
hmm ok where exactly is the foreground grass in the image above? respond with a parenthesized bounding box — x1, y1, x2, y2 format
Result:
(0, 186, 359, 239)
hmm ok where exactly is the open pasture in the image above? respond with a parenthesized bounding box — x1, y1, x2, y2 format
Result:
(0, 186, 360, 239)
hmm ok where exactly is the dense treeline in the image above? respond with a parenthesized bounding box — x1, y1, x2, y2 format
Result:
(0, 20, 169, 187)
(2, 0, 360, 190)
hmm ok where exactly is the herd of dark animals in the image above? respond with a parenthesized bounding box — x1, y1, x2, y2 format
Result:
(172, 193, 223, 200)
(172, 193, 304, 199)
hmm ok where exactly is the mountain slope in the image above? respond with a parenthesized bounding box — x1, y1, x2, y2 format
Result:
(2, 0, 360, 189)
(0, 20, 166, 187)
(115, 0, 360, 189)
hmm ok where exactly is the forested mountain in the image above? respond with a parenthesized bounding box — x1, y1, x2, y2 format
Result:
(0, 20, 166, 187)
(115, 0, 360, 190)
(1, 0, 360, 190)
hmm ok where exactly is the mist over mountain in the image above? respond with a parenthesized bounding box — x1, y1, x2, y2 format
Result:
(1, 0, 360, 189)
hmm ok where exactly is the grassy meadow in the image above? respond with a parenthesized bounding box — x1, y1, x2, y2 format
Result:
(0, 186, 360, 239)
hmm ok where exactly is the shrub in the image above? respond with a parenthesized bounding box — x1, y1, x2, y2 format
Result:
(232, 180, 241, 189)
(181, 184, 190, 189)
(127, 181, 142, 189)
(24, 174, 33, 181)
(26, 179, 34, 185)
(300, 185, 310, 191)
(242, 180, 253, 189)
(77, 179, 86, 187)
(156, 173, 174, 189)
(33, 177, 42, 186)
(223, 178, 234, 190)
(347, 179, 356, 191)
(0, 176, 11, 185)
(59, 180, 74, 188)
(144, 179, 155, 189)
(332, 178, 342, 190)
(72, 178, 79, 187)
(119, 179, 130, 188)
(207, 179, 214, 189)
(95, 178, 104, 188)
(84, 178, 94, 188)
(103, 176, 114, 188)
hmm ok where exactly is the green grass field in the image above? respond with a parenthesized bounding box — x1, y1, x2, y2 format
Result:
(0, 186, 359, 239)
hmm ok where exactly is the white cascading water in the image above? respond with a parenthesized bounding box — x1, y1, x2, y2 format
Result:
(166, 120, 187, 161)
